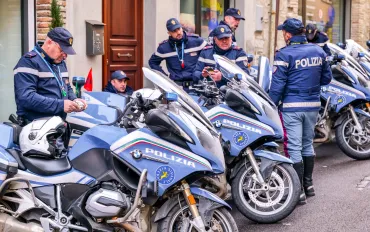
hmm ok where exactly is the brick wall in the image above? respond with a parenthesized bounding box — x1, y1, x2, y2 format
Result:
(36, 0, 66, 41)
(351, 0, 370, 47)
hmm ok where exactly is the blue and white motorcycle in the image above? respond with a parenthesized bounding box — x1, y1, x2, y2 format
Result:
(314, 43, 370, 160)
(0, 68, 238, 232)
(189, 55, 300, 224)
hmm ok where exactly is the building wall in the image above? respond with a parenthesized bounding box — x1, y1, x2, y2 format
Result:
(65, 0, 103, 91)
(351, 0, 370, 47)
(235, 0, 299, 64)
(143, 0, 180, 87)
(36, 0, 67, 41)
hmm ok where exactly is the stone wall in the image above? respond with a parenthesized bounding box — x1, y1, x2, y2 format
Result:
(36, 0, 66, 41)
(351, 0, 370, 47)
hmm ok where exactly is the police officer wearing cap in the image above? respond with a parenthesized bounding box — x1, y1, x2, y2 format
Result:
(269, 18, 332, 204)
(103, 70, 133, 96)
(13, 27, 87, 124)
(306, 23, 331, 56)
(193, 25, 250, 88)
(149, 18, 207, 91)
(209, 8, 245, 45)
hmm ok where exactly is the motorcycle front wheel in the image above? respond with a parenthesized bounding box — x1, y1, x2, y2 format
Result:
(335, 115, 370, 160)
(231, 162, 300, 224)
(157, 200, 238, 232)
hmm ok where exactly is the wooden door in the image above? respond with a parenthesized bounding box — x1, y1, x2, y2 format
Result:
(103, 0, 143, 90)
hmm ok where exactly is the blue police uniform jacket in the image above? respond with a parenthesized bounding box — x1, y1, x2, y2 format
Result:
(148, 32, 207, 82)
(193, 44, 250, 88)
(13, 44, 76, 121)
(103, 82, 133, 96)
(310, 31, 331, 56)
(269, 35, 332, 112)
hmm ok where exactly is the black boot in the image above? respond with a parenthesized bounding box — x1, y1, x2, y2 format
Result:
(303, 156, 315, 197)
(293, 162, 307, 205)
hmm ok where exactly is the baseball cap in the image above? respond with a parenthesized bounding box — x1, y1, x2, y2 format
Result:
(47, 27, 76, 55)
(277, 18, 305, 35)
(212, 25, 232, 39)
(166, 18, 182, 32)
(305, 23, 317, 40)
(225, 8, 245, 20)
(111, 70, 130, 80)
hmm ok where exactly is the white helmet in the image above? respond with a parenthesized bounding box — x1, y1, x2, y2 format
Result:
(19, 116, 67, 158)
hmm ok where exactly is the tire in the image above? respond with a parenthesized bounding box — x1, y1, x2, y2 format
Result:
(231, 163, 300, 224)
(157, 200, 238, 232)
(335, 115, 370, 160)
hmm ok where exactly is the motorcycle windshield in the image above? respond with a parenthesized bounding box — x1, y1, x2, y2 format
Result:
(142, 67, 225, 170)
(213, 55, 283, 134)
(142, 68, 215, 133)
(346, 39, 370, 61)
(327, 43, 367, 78)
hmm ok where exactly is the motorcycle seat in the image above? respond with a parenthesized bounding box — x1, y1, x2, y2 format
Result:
(20, 155, 72, 176)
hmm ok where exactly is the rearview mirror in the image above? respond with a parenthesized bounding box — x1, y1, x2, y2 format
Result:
(72, 76, 86, 98)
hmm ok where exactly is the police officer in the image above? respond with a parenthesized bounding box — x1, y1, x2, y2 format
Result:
(209, 8, 245, 45)
(14, 27, 87, 124)
(193, 25, 250, 88)
(149, 18, 207, 91)
(103, 70, 133, 96)
(306, 23, 332, 56)
(269, 18, 332, 204)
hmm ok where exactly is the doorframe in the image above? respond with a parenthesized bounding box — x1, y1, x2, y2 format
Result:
(102, 0, 144, 90)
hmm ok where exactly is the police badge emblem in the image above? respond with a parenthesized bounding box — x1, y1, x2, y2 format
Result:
(237, 10, 241, 15)
(121, 71, 125, 76)
(69, 37, 73, 45)
(220, 27, 225, 33)
(171, 20, 176, 25)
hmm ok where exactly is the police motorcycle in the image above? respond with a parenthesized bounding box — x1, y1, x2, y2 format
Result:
(314, 43, 370, 160)
(0, 67, 238, 232)
(341, 39, 370, 78)
(189, 55, 300, 224)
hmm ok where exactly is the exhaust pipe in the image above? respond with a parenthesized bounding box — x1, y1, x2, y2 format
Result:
(0, 213, 43, 232)
(314, 126, 329, 143)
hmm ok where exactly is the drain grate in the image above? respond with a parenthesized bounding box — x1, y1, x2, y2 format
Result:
(357, 176, 370, 190)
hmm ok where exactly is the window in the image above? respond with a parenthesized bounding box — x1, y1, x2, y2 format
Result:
(180, 0, 230, 38)
(300, 0, 345, 43)
(0, 0, 22, 121)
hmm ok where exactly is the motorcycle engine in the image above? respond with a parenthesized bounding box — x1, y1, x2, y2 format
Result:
(85, 182, 131, 218)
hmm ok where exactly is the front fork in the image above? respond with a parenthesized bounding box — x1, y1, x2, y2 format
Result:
(181, 180, 206, 232)
(244, 147, 266, 185)
(349, 104, 364, 132)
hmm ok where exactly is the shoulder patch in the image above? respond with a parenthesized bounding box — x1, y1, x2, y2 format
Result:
(203, 45, 213, 50)
(25, 51, 37, 58)
(159, 39, 168, 45)
(232, 46, 242, 50)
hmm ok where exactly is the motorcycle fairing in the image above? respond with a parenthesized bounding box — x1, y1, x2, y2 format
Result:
(110, 129, 213, 196)
(321, 79, 367, 113)
(68, 125, 128, 160)
(204, 105, 275, 157)
(167, 110, 225, 174)
(0, 168, 95, 189)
